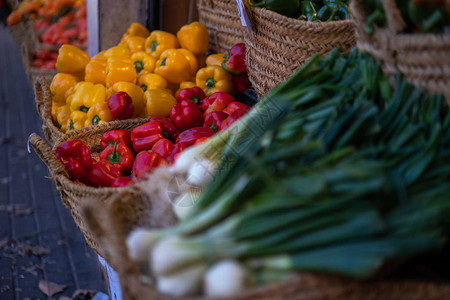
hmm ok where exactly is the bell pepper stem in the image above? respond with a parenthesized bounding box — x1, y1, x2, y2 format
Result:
(209, 123, 218, 132)
(248, 0, 266, 7)
(92, 115, 101, 125)
(191, 96, 201, 105)
(80, 105, 89, 113)
(108, 141, 122, 165)
(141, 84, 147, 92)
(134, 61, 144, 73)
(206, 77, 216, 89)
(151, 41, 158, 52)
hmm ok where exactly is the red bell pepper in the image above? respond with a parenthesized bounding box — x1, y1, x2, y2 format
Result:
(152, 139, 175, 160)
(204, 111, 228, 132)
(55, 140, 93, 180)
(167, 142, 188, 163)
(147, 116, 180, 141)
(100, 141, 134, 175)
(111, 176, 133, 187)
(176, 87, 206, 107)
(86, 159, 122, 187)
(175, 127, 215, 146)
(231, 72, 251, 93)
(222, 101, 250, 115)
(101, 130, 133, 150)
(194, 137, 210, 145)
(107, 92, 135, 120)
(132, 151, 166, 179)
(220, 109, 248, 131)
(170, 100, 204, 131)
(201, 92, 235, 117)
(222, 43, 247, 76)
(131, 121, 166, 153)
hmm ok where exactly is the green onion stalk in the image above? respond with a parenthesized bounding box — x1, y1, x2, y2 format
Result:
(128, 49, 450, 297)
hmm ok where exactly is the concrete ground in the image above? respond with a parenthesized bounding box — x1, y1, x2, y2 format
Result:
(0, 24, 107, 299)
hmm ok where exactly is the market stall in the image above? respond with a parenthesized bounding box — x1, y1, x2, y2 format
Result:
(5, 0, 450, 299)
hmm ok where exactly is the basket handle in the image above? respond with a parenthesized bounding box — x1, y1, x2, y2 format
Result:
(350, 0, 406, 34)
(380, 0, 406, 34)
(33, 77, 50, 120)
(20, 42, 31, 77)
(28, 133, 66, 176)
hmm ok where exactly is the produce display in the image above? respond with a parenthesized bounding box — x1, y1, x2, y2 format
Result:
(126, 49, 450, 297)
(50, 21, 253, 187)
(32, 48, 58, 70)
(7, 0, 87, 47)
(50, 22, 251, 134)
(363, 0, 450, 34)
(247, 0, 350, 21)
(55, 86, 251, 187)
(18, 1, 449, 299)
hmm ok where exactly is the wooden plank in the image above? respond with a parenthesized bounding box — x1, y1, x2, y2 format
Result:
(98, 0, 147, 50)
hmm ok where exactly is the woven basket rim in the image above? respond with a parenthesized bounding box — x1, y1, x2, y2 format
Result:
(50, 119, 148, 194)
(34, 77, 64, 142)
(248, 5, 354, 28)
(352, 0, 450, 37)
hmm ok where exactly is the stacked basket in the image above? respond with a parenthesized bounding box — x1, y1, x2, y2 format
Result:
(28, 118, 156, 261)
(22, 44, 58, 84)
(81, 189, 450, 300)
(243, 5, 356, 98)
(350, 0, 450, 102)
(196, 0, 245, 53)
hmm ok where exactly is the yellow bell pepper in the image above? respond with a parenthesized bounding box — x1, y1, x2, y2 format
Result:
(55, 104, 71, 133)
(50, 73, 79, 104)
(145, 30, 179, 59)
(105, 57, 137, 87)
(176, 22, 209, 56)
(124, 22, 150, 38)
(145, 89, 177, 118)
(68, 82, 106, 112)
(108, 82, 146, 118)
(196, 65, 235, 96)
(85, 101, 114, 127)
(68, 111, 88, 131)
(124, 36, 146, 53)
(137, 73, 168, 92)
(154, 48, 197, 84)
(84, 59, 107, 85)
(104, 46, 131, 59)
(56, 44, 91, 74)
(206, 53, 226, 67)
(175, 81, 196, 97)
(51, 101, 64, 123)
(92, 50, 108, 60)
(131, 51, 156, 75)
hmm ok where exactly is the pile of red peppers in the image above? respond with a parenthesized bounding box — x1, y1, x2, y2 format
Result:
(55, 88, 250, 188)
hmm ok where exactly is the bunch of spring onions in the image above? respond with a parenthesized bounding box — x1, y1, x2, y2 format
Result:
(128, 49, 450, 297)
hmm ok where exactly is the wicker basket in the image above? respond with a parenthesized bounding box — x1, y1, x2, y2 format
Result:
(350, 0, 450, 102)
(8, 20, 40, 50)
(244, 6, 356, 98)
(197, 0, 245, 53)
(28, 119, 152, 261)
(21, 44, 58, 84)
(81, 191, 450, 300)
(33, 77, 64, 146)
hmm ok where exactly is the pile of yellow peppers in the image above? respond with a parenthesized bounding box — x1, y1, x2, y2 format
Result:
(50, 21, 234, 133)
